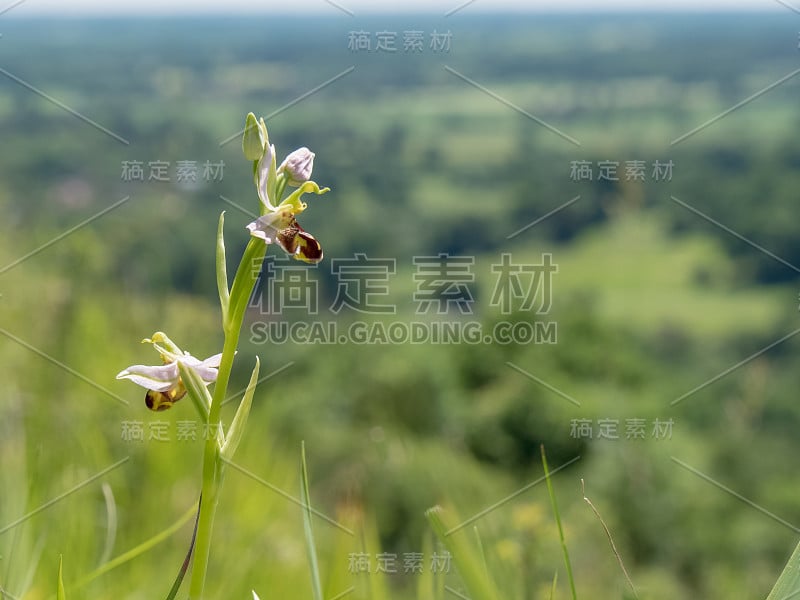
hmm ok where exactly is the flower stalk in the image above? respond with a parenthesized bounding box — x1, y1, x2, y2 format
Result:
(189, 236, 266, 598)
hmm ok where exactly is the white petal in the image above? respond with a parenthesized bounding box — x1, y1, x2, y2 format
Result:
(246, 211, 288, 244)
(201, 353, 223, 369)
(173, 353, 222, 384)
(190, 364, 219, 383)
(116, 362, 179, 391)
(246, 219, 275, 244)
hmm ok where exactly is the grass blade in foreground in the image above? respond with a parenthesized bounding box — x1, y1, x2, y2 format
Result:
(581, 479, 637, 599)
(72, 502, 197, 589)
(426, 506, 500, 600)
(766, 539, 800, 600)
(164, 496, 202, 600)
(417, 532, 442, 600)
(57, 555, 66, 600)
(542, 445, 577, 600)
(363, 515, 392, 600)
(301, 442, 324, 600)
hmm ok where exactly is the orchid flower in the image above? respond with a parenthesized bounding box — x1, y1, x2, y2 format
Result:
(242, 113, 329, 264)
(115, 332, 221, 411)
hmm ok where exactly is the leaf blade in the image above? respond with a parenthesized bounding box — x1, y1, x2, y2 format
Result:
(301, 442, 324, 600)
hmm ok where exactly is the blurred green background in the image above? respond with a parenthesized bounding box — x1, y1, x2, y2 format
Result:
(1, 11, 800, 599)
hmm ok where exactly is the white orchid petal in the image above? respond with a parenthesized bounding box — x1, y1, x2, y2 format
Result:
(116, 362, 179, 391)
(246, 219, 275, 244)
(246, 211, 288, 244)
(178, 354, 202, 367)
(186, 361, 219, 384)
(201, 353, 224, 368)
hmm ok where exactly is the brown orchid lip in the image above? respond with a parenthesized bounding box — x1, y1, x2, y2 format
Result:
(277, 222, 301, 253)
(276, 218, 323, 263)
(145, 383, 187, 411)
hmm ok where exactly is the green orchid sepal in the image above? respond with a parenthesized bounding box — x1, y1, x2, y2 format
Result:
(216, 211, 230, 322)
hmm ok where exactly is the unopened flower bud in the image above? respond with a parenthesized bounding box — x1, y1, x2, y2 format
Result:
(242, 112, 266, 161)
(278, 147, 315, 186)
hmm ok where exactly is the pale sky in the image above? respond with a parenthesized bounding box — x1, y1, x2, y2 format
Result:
(3, 0, 783, 15)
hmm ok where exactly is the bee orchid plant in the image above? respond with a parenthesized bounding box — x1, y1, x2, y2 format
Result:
(116, 113, 330, 599)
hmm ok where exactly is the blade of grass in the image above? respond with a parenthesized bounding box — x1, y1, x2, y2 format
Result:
(164, 495, 202, 600)
(56, 556, 66, 600)
(98, 483, 118, 567)
(417, 532, 436, 600)
(18, 535, 45, 598)
(541, 445, 577, 600)
(766, 538, 800, 600)
(549, 571, 558, 600)
(473, 526, 489, 580)
(581, 479, 637, 599)
(426, 506, 500, 600)
(324, 505, 360, 600)
(362, 517, 391, 600)
(301, 442, 324, 600)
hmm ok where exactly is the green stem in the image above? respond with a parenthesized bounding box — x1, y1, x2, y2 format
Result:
(188, 237, 266, 599)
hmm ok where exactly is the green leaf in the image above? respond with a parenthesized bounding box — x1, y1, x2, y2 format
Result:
(227, 237, 268, 334)
(542, 445, 577, 600)
(425, 506, 500, 600)
(221, 357, 260, 461)
(766, 539, 800, 600)
(176, 361, 211, 426)
(57, 555, 66, 600)
(216, 212, 230, 322)
(300, 442, 324, 600)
